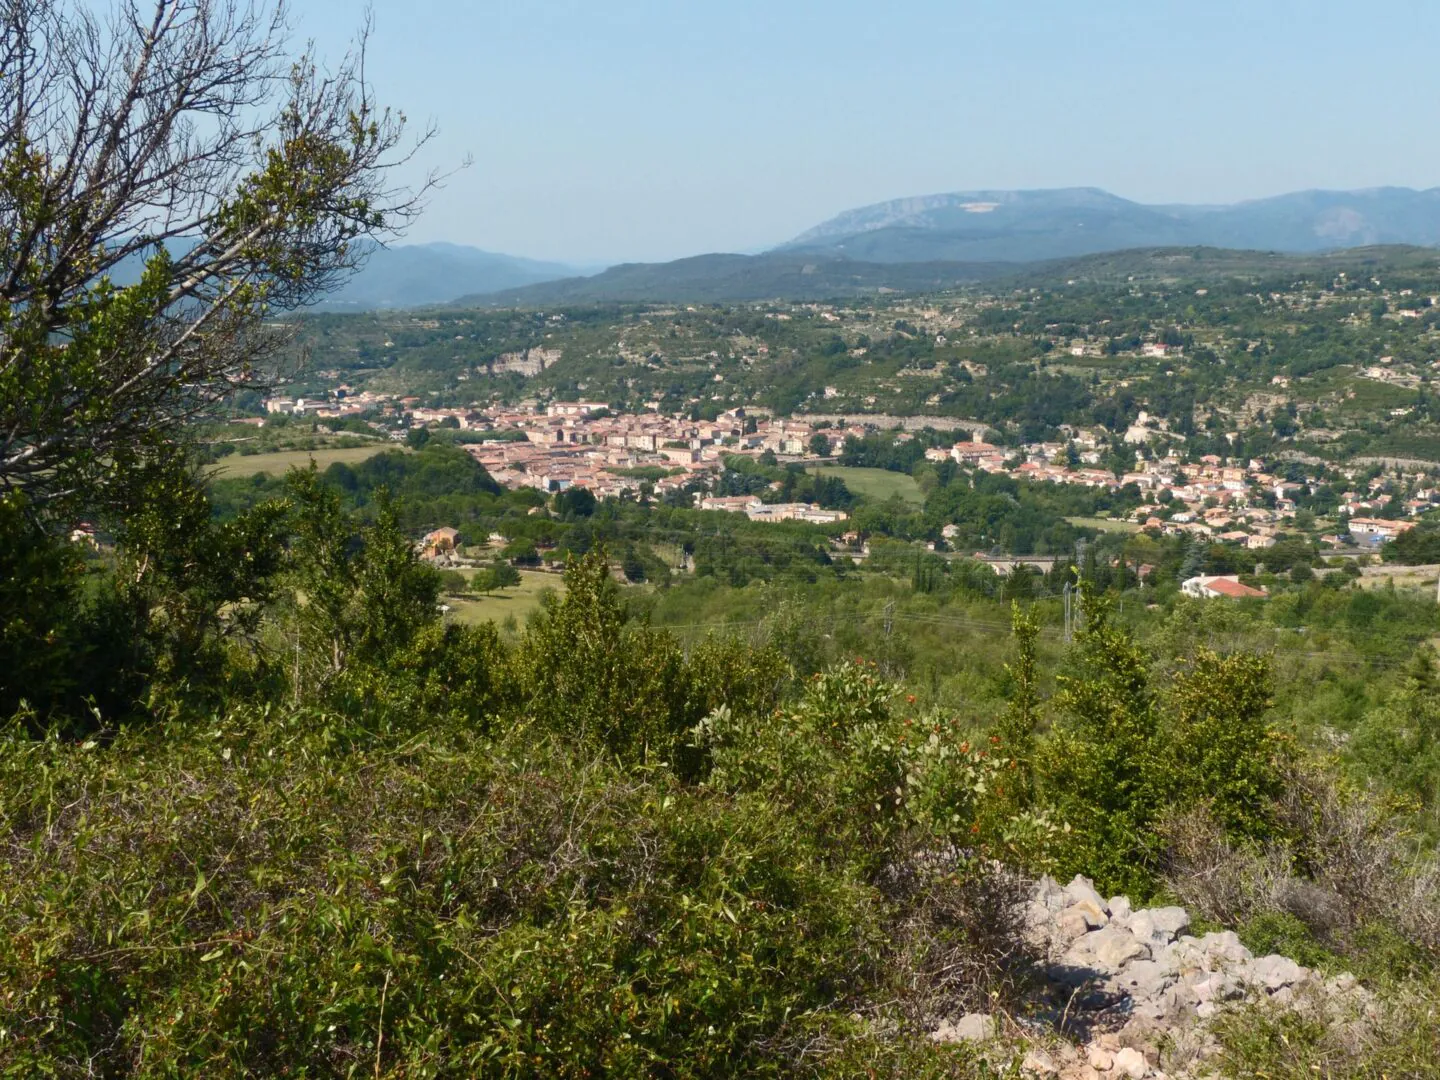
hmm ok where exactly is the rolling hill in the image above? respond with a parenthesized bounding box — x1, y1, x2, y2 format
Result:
(452, 245, 1440, 308)
(453, 253, 1012, 306)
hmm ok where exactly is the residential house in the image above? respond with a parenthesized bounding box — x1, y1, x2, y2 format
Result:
(1181, 575, 1268, 600)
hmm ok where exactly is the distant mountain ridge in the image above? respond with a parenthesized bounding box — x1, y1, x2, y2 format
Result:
(453, 244, 1440, 308)
(297, 186, 1440, 309)
(779, 186, 1440, 264)
(453, 253, 1012, 307)
(317, 242, 583, 309)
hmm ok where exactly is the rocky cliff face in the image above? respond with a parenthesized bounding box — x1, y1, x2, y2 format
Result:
(933, 874, 1374, 1079)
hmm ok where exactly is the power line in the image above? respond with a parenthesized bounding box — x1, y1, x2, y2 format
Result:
(648, 607, 1421, 670)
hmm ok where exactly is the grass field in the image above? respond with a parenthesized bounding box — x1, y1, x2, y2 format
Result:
(1355, 564, 1439, 592)
(211, 444, 398, 478)
(810, 466, 924, 507)
(1065, 515, 1141, 534)
(444, 569, 564, 628)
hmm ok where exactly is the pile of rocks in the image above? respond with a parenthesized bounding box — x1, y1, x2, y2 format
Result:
(933, 874, 1371, 1079)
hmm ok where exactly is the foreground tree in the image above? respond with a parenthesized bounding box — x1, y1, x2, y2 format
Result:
(0, 0, 434, 517)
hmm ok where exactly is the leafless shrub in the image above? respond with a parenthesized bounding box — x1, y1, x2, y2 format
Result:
(882, 845, 1038, 1023)
(1273, 878, 1349, 936)
(1160, 766, 1440, 962)
(1392, 856, 1440, 960)
(1158, 801, 1276, 924)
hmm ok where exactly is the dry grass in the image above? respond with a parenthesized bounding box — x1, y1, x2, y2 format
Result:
(809, 466, 925, 507)
(1064, 516, 1140, 534)
(444, 569, 563, 627)
(1160, 765, 1440, 968)
(210, 444, 400, 478)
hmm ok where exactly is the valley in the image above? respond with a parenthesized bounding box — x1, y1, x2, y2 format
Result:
(9, 4, 1440, 1073)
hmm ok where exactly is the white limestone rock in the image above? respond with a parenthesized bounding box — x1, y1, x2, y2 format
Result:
(1127, 906, 1190, 947)
(1062, 874, 1109, 913)
(933, 1012, 997, 1043)
(1248, 954, 1307, 993)
(1113, 1046, 1149, 1078)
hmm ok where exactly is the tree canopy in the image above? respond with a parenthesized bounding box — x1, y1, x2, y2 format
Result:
(0, 0, 433, 518)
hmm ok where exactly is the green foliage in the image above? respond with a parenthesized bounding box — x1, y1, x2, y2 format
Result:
(0, 709, 890, 1076)
(1157, 650, 1287, 841)
(1211, 984, 1440, 1079)
(472, 560, 522, 594)
(698, 659, 1060, 871)
(5, 449, 1440, 1075)
(282, 470, 442, 706)
(1036, 588, 1289, 896)
(1039, 591, 1160, 895)
(997, 602, 1041, 767)
(115, 454, 292, 704)
(518, 550, 785, 769)
(553, 486, 598, 518)
(1387, 520, 1440, 565)
(0, 495, 143, 730)
(1236, 911, 1340, 971)
(840, 432, 930, 473)
(1347, 653, 1440, 818)
(436, 568, 470, 595)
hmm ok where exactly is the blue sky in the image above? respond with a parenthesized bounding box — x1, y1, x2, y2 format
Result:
(294, 0, 1440, 264)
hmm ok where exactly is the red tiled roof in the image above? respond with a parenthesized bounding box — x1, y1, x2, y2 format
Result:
(1206, 578, 1267, 598)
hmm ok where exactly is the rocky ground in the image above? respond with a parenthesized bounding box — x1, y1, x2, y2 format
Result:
(933, 875, 1374, 1078)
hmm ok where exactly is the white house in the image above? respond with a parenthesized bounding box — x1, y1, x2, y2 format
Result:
(1182, 575, 1268, 600)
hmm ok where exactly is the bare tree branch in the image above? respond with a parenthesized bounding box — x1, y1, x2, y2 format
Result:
(0, 0, 440, 516)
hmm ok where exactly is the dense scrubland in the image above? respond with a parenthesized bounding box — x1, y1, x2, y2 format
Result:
(15, 264, 1440, 1075)
(6, 449, 1440, 1074)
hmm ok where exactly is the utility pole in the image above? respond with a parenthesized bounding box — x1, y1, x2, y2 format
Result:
(883, 601, 895, 638)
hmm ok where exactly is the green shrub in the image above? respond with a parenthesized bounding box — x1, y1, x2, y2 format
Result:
(699, 659, 1059, 873)
(1211, 982, 1440, 1079)
(517, 550, 690, 764)
(1036, 588, 1289, 897)
(1237, 910, 1340, 971)
(0, 494, 144, 730)
(1, 702, 992, 1075)
(518, 551, 789, 769)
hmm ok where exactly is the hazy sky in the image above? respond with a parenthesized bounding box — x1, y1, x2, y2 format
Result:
(294, 0, 1440, 264)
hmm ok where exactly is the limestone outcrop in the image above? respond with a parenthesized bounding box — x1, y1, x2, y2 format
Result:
(932, 874, 1373, 1079)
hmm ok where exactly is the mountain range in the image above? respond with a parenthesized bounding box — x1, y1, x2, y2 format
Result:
(778, 186, 1440, 263)
(320, 187, 1440, 307)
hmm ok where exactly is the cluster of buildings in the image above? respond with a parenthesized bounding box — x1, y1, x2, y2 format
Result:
(696, 495, 848, 525)
(259, 384, 1438, 553)
(929, 434, 1430, 550)
(459, 403, 836, 498)
(263, 388, 381, 418)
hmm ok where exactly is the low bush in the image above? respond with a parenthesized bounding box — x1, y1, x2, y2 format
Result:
(1035, 590, 1290, 897)
(1160, 765, 1440, 978)
(1212, 982, 1440, 1079)
(0, 687, 1036, 1075)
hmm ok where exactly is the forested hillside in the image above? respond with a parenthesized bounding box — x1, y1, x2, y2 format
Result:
(282, 245, 1440, 463)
